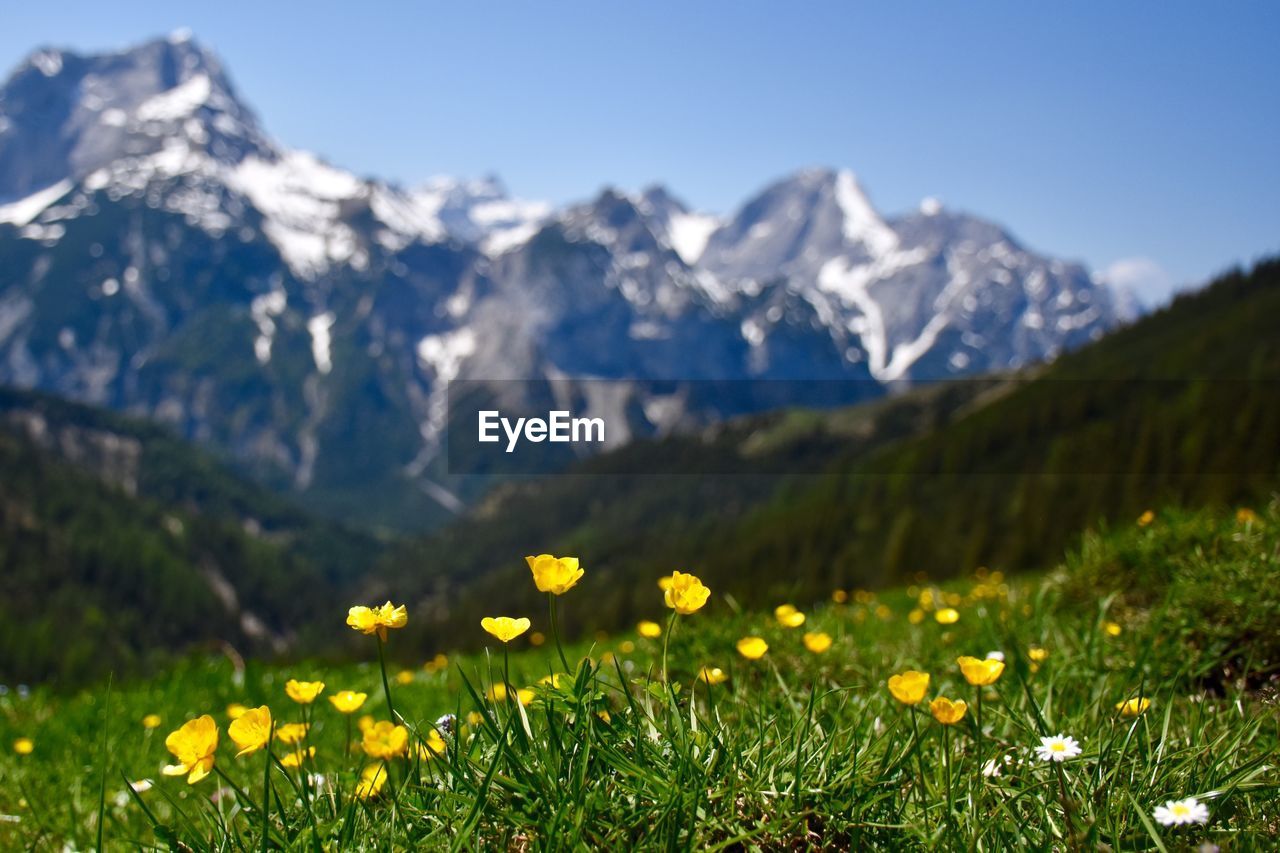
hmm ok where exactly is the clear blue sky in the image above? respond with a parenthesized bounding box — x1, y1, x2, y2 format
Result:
(3, 1, 1278, 302)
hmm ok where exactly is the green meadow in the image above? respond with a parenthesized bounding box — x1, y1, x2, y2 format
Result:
(2, 504, 1276, 850)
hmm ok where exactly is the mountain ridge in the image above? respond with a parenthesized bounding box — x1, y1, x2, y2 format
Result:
(1, 33, 1130, 530)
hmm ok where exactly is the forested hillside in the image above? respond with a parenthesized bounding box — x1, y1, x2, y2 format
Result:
(372, 259, 1280, 656)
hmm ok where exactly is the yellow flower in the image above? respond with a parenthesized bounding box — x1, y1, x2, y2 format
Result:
(698, 666, 729, 685)
(538, 672, 568, 689)
(424, 653, 450, 672)
(657, 575, 675, 591)
(736, 636, 769, 660)
(887, 671, 930, 705)
(529, 631, 546, 646)
(226, 703, 249, 720)
(774, 604, 806, 628)
(525, 554, 585, 595)
(275, 723, 309, 746)
(832, 589, 849, 604)
(481, 616, 531, 643)
(285, 679, 325, 704)
(328, 690, 368, 714)
(142, 714, 162, 730)
(1236, 507, 1259, 525)
(279, 746, 315, 768)
(908, 608, 925, 625)
(362, 721, 409, 759)
(934, 608, 960, 625)
(957, 656, 1005, 686)
(1028, 646, 1049, 662)
(13, 737, 34, 755)
(1116, 697, 1151, 717)
(637, 620, 663, 639)
(354, 763, 388, 800)
(618, 640, 636, 654)
(162, 716, 218, 784)
(1103, 621, 1122, 637)
(664, 571, 710, 615)
(415, 730, 447, 759)
(357, 714, 375, 733)
(517, 688, 535, 705)
(396, 670, 415, 685)
(1137, 509, 1155, 527)
(347, 601, 408, 641)
(228, 705, 272, 757)
(803, 632, 833, 654)
(929, 697, 968, 725)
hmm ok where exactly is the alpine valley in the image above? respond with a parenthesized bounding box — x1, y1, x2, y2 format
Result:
(0, 33, 1132, 531)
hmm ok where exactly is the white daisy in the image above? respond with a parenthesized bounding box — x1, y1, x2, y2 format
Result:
(1153, 796, 1209, 826)
(1035, 734, 1082, 762)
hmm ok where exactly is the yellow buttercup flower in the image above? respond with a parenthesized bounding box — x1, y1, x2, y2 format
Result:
(279, 746, 315, 769)
(774, 604, 807, 628)
(637, 620, 663, 639)
(354, 763, 387, 800)
(142, 714, 162, 730)
(698, 666, 729, 685)
(957, 656, 1005, 686)
(935, 608, 960, 625)
(887, 670, 930, 705)
(226, 703, 249, 720)
(228, 705, 272, 757)
(657, 575, 675, 591)
(832, 589, 849, 604)
(736, 636, 769, 660)
(357, 714, 376, 733)
(347, 601, 408, 641)
(1028, 646, 1049, 662)
(525, 554, 585, 595)
(481, 616, 532, 643)
(162, 716, 219, 784)
(362, 721, 409, 759)
(1116, 697, 1151, 717)
(1137, 509, 1155, 527)
(415, 730, 447, 759)
(285, 679, 325, 704)
(396, 670, 415, 685)
(929, 696, 968, 725)
(538, 672, 568, 689)
(908, 608, 925, 625)
(275, 723, 309, 746)
(424, 653, 449, 672)
(1236, 507, 1259, 525)
(1103, 621, 1122, 637)
(803, 632, 833, 654)
(13, 737, 34, 755)
(328, 690, 368, 714)
(664, 571, 710, 615)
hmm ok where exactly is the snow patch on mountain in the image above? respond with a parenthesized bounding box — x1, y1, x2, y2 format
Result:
(0, 180, 73, 226)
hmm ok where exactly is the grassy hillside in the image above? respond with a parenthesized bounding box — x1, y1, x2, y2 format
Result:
(372, 258, 1280, 653)
(0, 389, 383, 685)
(1, 505, 1275, 849)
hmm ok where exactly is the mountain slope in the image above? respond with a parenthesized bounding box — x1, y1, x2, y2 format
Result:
(1, 34, 1126, 531)
(370, 258, 1280, 652)
(0, 385, 381, 684)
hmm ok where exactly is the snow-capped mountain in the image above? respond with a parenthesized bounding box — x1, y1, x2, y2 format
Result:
(0, 34, 1126, 530)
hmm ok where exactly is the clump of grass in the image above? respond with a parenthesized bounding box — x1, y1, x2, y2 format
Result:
(1053, 498, 1280, 692)
(1, 512, 1278, 849)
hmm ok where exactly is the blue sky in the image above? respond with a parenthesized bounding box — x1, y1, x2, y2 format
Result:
(2, 1, 1278, 302)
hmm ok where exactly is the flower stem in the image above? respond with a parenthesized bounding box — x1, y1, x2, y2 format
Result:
(943, 724, 954, 827)
(376, 634, 397, 723)
(549, 594, 571, 673)
(260, 727, 273, 853)
(660, 611, 678, 683)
